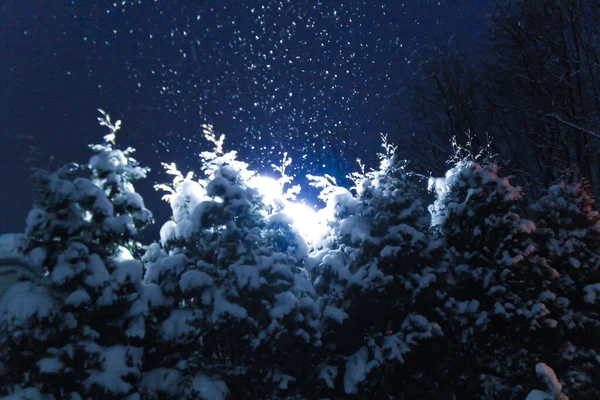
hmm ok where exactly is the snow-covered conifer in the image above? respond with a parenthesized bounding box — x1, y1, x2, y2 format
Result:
(530, 179, 600, 397)
(307, 135, 442, 397)
(531, 179, 600, 296)
(143, 124, 320, 399)
(0, 111, 154, 399)
(428, 154, 564, 398)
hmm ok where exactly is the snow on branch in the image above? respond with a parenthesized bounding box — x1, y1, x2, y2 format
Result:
(97, 109, 121, 144)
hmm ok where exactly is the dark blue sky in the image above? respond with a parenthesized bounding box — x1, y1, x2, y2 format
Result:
(0, 0, 493, 237)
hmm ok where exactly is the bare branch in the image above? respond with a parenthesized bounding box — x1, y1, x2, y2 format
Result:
(547, 113, 600, 140)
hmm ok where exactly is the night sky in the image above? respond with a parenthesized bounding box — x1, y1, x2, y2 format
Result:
(0, 0, 493, 238)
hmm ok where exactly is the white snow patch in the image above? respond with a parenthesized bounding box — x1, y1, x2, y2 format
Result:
(273, 373, 296, 389)
(344, 347, 371, 394)
(536, 362, 563, 397)
(113, 260, 143, 285)
(37, 356, 64, 374)
(96, 286, 117, 306)
(83, 345, 143, 395)
(161, 309, 198, 341)
(103, 214, 135, 235)
(211, 290, 248, 322)
(190, 374, 229, 400)
(269, 291, 298, 319)
(230, 264, 260, 289)
(65, 289, 92, 307)
(0, 282, 57, 328)
(323, 305, 349, 323)
(318, 364, 338, 389)
(583, 283, 600, 304)
(179, 269, 214, 293)
(159, 220, 178, 245)
(141, 368, 182, 397)
(85, 254, 110, 288)
(525, 390, 553, 400)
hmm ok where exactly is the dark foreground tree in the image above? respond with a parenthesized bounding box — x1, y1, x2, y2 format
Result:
(142, 125, 321, 400)
(530, 179, 600, 397)
(2, 115, 599, 400)
(0, 111, 154, 399)
(306, 136, 444, 398)
(428, 153, 565, 398)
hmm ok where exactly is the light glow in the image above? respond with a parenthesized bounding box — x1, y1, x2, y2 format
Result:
(249, 175, 323, 241)
(284, 202, 322, 241)
(248, 176, 281, 201)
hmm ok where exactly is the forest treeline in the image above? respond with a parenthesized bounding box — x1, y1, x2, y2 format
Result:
(0, 109, 598, 399)
(2, 0, 600, 398)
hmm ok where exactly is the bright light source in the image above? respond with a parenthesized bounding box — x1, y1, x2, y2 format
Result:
(284, 202, 322, 241)
(248, 176, 281, 200)
(250, 175, 325, 242)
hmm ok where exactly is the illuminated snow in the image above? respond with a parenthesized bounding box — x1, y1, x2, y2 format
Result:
(248, 176, 282, 202)
(284, 202, 323, 241)
(249, 175, 324, 241)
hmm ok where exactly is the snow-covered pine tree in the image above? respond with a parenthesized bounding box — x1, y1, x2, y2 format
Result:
(142, 124, 321, 400)
(306, 135, 442, 398)
(0, 110, 155, 399)
(530, 179, 600, 397)
(428, 153, 563, 398)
